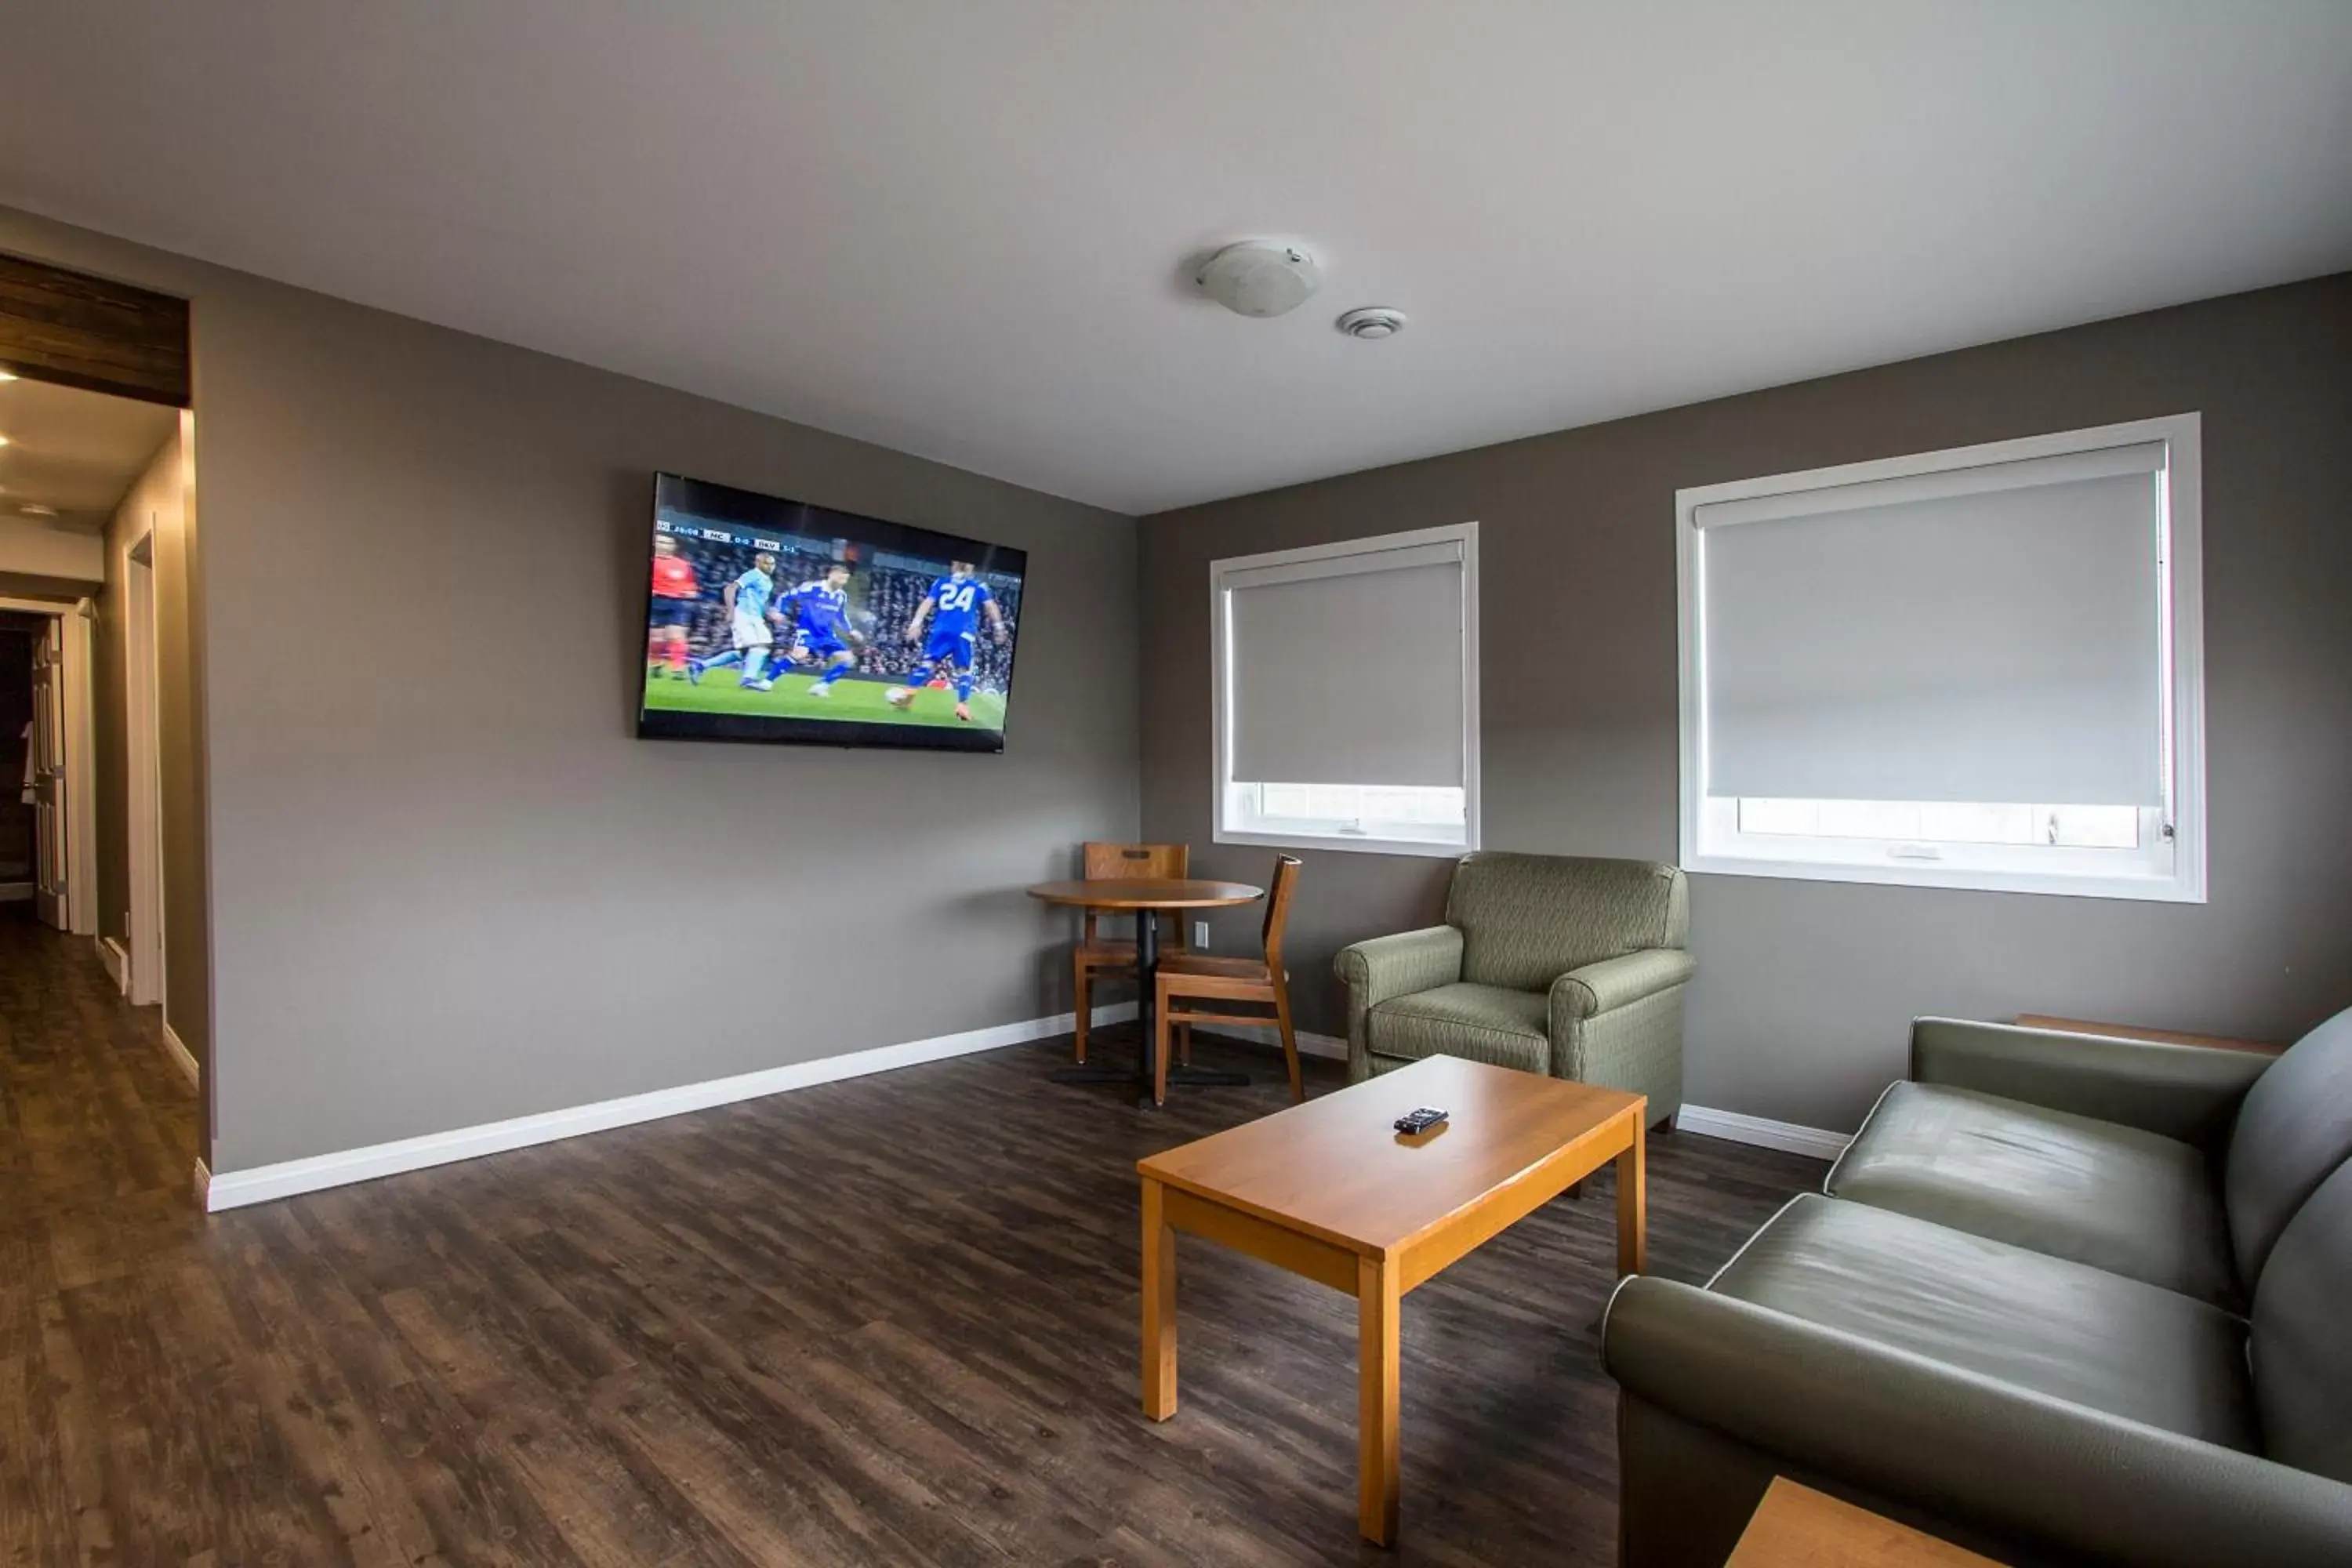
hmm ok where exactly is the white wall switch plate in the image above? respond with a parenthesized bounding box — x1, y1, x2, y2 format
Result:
(1192, 920, 1210, 949)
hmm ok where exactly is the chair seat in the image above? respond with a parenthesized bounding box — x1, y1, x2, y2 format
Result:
(1712, 1195, 2257, 1450)
(1367, 982, 1550, 1075)
(1828, 1082, 2238, 1308)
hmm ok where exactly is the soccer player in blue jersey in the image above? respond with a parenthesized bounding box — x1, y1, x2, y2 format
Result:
(888, 561, 1008, 722)
(775, 562, 865, 696)
(686, 550, 779, 687)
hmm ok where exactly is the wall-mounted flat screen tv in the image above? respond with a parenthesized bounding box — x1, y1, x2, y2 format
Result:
(639, 473, 1027, 753)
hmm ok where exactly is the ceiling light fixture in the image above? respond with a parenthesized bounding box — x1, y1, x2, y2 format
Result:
(1195, 241, 1323, 318)
(0, 370, 16, 382)
(20, 503, 56, 518)
(1337, 307, 1407, 340)
(0, 433, 10, 446)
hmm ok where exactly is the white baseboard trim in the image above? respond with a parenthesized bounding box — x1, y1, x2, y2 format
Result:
(1189, 1021, 1348, 1061)
(159, 1021, 200, 1091)
(203, 1001, 1138, 1214)
(1675, 1104, 1851, 1162)
(97, 935, 129, 992)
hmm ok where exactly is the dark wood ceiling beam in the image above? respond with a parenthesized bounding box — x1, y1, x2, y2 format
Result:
(0, 251, 191, 408)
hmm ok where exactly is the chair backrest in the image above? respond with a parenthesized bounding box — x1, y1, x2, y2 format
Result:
(1079, 842, 1189, 942)
(1083, 841, 1189, 880)
(1258, 855, 1303, 972)
(2249, 1155, 2352, 1481)
(1443, 851, 1687, 992)
(2225, 1004, 2352, 1294)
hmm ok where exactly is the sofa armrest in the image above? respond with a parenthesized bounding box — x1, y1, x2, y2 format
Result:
(1910, 1018, 2270, 1145)
(1603, 1276, 2352, 1568)
(1551, 948, 1696, 1021)
(1334, 926, 1464, 1080)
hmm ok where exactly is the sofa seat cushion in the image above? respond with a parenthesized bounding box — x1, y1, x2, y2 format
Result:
(1367, 982, 1549, 1074)
(1714, 1195, 2257, 1450)
(1828, 1081, 2238, 1308)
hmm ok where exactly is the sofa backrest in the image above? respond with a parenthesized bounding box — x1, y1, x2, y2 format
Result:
(2224, 1004, 2352, 1294)
(2249, 1156, 2352, 1483)
(1445, 851, 1686, 992)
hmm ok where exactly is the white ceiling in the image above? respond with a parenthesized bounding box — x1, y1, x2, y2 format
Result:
(1, 2, 2347, 515)
(0, 376, 176, 530)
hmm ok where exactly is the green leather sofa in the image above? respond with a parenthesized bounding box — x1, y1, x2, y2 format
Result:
(1602, 1007, 2352, 1566)
(1331, 851, 1691, 1123)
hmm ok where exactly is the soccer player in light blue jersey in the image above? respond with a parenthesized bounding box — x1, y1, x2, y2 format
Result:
(687, 551, 778, 686)
(775, 563, 865, 696)
(890, 561, 1008, 721)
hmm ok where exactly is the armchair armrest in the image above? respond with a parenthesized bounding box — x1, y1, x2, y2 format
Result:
(1604, 1276, 2352, 1568)
(1334, 925, 1464, 1007)
(1334, 925, 1464, 1080)
(1910, 1018, 2270, 1146)
(1550, 948, 1696, 1021)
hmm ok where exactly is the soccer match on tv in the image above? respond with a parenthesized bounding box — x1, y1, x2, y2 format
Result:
(638, 474, 1026, 751)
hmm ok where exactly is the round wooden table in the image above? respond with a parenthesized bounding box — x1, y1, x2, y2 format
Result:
(1029, 878, 1263, 1106)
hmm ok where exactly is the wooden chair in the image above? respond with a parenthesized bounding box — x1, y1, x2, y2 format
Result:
(1152, 855, 1304, 1106)
(1072, 841, 1189, 1063)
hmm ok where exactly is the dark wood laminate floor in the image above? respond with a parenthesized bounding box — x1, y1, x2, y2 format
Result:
(0, 921, 1828, 1566)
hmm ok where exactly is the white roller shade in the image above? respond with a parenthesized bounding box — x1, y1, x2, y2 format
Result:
(1225, 546, 1465, 787)
(1699, 456, 2166, 806)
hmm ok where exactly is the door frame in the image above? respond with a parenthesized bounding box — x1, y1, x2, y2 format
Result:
(123, 535, 165, 1007)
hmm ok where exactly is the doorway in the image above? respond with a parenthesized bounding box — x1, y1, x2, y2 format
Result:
(0, 247, 205, 1181)
(0, 616, 36, 907)
(0, 604, 95, 931)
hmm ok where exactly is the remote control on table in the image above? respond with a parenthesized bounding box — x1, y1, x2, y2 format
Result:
(1393, 1106, 1448, 1135)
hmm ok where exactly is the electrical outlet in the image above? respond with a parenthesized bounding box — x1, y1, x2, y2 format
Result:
(1192, 920, 1210, 949)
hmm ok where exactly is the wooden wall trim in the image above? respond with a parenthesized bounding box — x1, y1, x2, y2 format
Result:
(0, 251, 190, 408)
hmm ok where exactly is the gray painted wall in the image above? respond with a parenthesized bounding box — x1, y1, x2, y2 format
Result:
(153, 416, 209, 1099)
(1142, 274, 2352, 1134)
(13, 193, 2345, 1163)
(0, 205, 1141, 1174)
(93, 434, 162, 949)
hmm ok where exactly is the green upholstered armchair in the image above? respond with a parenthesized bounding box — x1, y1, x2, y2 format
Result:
(1333, 852, 1692, 1125)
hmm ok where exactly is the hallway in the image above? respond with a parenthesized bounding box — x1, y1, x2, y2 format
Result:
(0, 918, 205, 1552)
(0, 910, 200, 1268)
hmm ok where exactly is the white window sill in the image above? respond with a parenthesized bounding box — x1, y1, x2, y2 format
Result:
(1214, 825, 1472, 860)
(1682, 849, 2204, 903)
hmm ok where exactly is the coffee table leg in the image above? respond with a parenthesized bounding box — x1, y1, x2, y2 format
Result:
(1142, 1177, 1178, 1420)
(1356, 1253, 1401, 1544)
(1617, 1116, 1647, 1276)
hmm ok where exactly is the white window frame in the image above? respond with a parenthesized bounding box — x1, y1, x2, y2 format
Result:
(1676, 414, 2205, 903)
(1210, 522, 1480, 858)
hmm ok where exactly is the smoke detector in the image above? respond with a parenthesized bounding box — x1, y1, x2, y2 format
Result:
(1196, 242, 1323, 318)
(1337, 307, 1407, 340)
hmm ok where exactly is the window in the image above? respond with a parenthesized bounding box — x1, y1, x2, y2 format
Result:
(1212, 524, 1479, 856)
(1677, 415, 2204, 902)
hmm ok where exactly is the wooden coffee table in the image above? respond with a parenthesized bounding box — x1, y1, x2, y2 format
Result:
(1729, 1478, 2004, 1566)
(1135, 1054, 1647, 1544)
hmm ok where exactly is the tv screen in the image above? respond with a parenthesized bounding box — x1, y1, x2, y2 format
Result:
(638, 473, 1028, 753)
